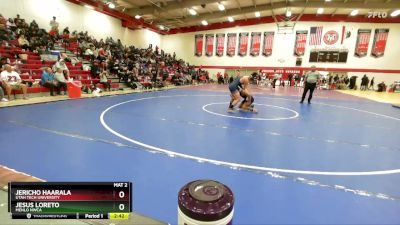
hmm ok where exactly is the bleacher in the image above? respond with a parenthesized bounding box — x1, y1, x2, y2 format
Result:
(0, 44, 120, 95)
(0, 12, 197, 99)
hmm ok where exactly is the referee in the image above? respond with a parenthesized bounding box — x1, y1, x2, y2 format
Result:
(300, 65, 320, 104)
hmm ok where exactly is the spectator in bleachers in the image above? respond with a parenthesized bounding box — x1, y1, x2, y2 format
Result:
(12, 59, 22, 74)
(6, 18, 16, 31)
(19, 19, 29, 32)
(1, 13, 198, 96)
(99, 71, 111, 91)
(18, 34, 30, 50)
(30, 20, 38, 29)
(97, 47, 108, 61)
(41, 67, 59, 96)
(49, 16, 59, 31)
(54, 67, 67, 95)
(126, 66, 139, 89)
(62, 27, 70, 36)
(85, 45, 95, 60)
(0, 64, 28, 100)
(13, 15, 22, 27)
(70, 30, 78, 41)
(0, 14, 6, 30)
(53, 59, 70, 77)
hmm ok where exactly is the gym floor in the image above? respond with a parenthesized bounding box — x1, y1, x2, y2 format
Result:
(0, 85, 399, 224)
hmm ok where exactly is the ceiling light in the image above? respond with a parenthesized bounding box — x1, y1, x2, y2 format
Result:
(317, 8, 324, 14)
(201, 20, 208, 26)
(159, 25, 165, 30)
(218, 3, 225, 11)
(228, 16, 234, 22)
(108, 3, 115, 9)
(350, 9, 359, 16)
(84, 5, 94, 10)
(189, 8, 197, 15)
(255, 11, 260, 17)
(135, 15, 141, 19)
(286, 9, 292, 17)
(325, 0, 331, 2)
(391, 9, 400, 17)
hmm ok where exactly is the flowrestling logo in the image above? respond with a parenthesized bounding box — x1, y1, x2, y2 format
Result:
(367, 11, 387, 18)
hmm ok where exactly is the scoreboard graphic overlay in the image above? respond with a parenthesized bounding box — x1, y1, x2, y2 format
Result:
(8, 182, 132, 220)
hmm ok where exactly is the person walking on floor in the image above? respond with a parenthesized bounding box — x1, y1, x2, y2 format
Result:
(369, 77, 375, 90)
(300, 65, 320, 104)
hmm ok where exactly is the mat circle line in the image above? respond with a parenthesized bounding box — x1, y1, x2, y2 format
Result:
(202, 102, 299, 121)
(100, 94, 400, 176)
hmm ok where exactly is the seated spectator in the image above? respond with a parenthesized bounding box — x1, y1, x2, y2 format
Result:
(85, 45, 95, 60)
(0, 14, 6, 30)
(54, 68, 67, 95)
(81, 83, 96, 94)
(0, 57, 8, 69)
(13, 14, 22, 27)
(97, 48, 107, 61)
(62, 27, 70, 37)
(6, 18, 16, 31)
(99, 71, 111, 91)
(12, 59, 22, 74)
(30, 19, 38, 28)
(40, 67, 59, 96)
(127, 69, 140, 89)
(91, 61, 102, 78)
(70, 30, 78, 41)
(53, 59, 70, 78)
(377, 81, 386, 92)
(0, 64, 28, 100)
(18, 34, 30, 50)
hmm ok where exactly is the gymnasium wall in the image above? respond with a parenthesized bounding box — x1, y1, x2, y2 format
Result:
(162, 21, 400, 84)
(0, 0, 162, 49)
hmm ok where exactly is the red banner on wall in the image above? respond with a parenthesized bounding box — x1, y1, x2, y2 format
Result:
(294, 30, 308, 56)
(205, 34, 214, 57)
(250, 32, 261, 56)
(194, 34, 203, 57)
(262, 31, 274, 56)
(238, 32, 249, 56)
(354, 29, 371, 57)
(226, 33, 237, 57)
(371, 29, 389, 58)
(215, 33, 225, 57)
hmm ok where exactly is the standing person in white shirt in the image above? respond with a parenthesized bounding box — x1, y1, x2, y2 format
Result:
(272, 70, 279, 88)
(1, 64, 28, 100)
(49, 16, 59, 32)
